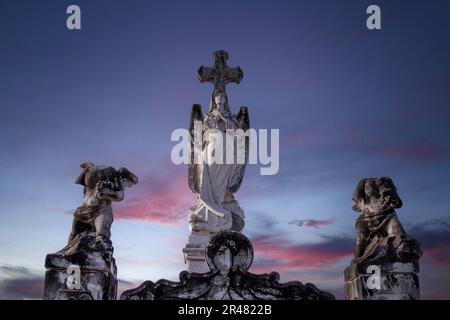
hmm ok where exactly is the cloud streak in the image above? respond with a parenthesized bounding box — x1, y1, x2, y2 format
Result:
(115, 173, 193, 225)
(250, 234, 354, 273)
(0, 266, 44, 300)
(288, 219, 333, 229)
(379, 144, 449, 164)
(409, 218, 450, 273)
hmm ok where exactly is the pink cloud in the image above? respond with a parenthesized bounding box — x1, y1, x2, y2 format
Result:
(0, 266, 44, 299)
(422, 288, 450, 300)
(380, 144, 449, 164)
(115, 174, 194, 225)
(423, 243, 450, 274)
(289, 219, 333, 229)
(282, 127, 366, 148)
(410, 219, 450, 274)
(118, 258, 164, 266)
(250, 235, 353, 274)
(283, 130, 324, 147)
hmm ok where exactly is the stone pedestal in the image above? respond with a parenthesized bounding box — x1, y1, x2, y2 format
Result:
(182, 234, 210, 273)
(43, 233, 117, 300)
(345, 177, 423, 300)
(345, 262, 420, 300)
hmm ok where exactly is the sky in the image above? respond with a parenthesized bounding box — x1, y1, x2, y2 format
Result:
(0, 0, 449, 299)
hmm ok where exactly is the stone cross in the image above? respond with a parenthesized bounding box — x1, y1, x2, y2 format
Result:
(197, 50, 243, 92)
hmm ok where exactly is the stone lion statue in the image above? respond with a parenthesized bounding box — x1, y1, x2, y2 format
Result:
(351, 177, 422, 266)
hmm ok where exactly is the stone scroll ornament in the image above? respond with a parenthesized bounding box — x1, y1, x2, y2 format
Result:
(344, 177, 422, 300)
(43, 163, 138, 300)
(121, 231, 335, 300)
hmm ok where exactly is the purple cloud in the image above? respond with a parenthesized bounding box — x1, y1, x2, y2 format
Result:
(250, 234, 354, 273)
(288, 219, 333, 229)
(379, 144, 449, 164)
(0, 266, 44, 300)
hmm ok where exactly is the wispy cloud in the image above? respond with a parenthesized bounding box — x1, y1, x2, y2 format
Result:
(248, 218, 450, 299)
(43, 207, 73, 215)
(379, 144, 449, 164)
(288, 219, 333, 229)
(115, 173, 193, 225)
(0, 265, 147, 300)
(0, 265, 44, 300)
(250, 234, 354, 273)
(409, 218, 450, 273)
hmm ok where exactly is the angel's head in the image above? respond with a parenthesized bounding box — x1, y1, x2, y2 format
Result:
(209, 89, 230, 114)
(352, 177, 402, 214)
(214, 91, 226, 107)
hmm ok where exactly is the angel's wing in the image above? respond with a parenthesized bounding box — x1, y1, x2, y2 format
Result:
(237, 106, 250, 156)
(188, 104, 204, 193)
(118, 167, 139, 188)
(229, 106, 250, 193)
(236, 106, 250, 131)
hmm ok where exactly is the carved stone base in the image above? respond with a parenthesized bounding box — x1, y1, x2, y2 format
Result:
(44, 268, 116, 300)
(183, 234, 210, 273)
(344, 262, 420, 300)
(43, 232, 117, 300)
(123, 231, 335, 300)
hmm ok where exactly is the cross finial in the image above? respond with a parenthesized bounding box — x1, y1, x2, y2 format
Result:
(197, 50, 243, 93)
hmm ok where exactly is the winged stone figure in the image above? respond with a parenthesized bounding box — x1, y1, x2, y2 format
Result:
(188, 89, 250, 236)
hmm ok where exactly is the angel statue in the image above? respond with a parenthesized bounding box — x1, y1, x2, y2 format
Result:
(66, 162, 138, 251)
(188, 89, 250, 236)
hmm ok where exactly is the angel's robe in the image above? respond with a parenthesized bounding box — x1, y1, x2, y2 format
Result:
(190, 108, 245, 234)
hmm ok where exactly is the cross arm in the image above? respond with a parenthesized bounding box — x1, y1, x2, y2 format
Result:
(197, 66, 215, 83)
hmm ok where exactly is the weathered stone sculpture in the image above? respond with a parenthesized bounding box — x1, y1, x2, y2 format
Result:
(121, 50, 334, 300)
(184, 50, 250, 272)
(43, 162, 138, 300)
(121, 231, 335, 300)
(344, 177, 422, 300)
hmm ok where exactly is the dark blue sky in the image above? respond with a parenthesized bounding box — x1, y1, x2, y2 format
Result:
(1, 0, 449, 299)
